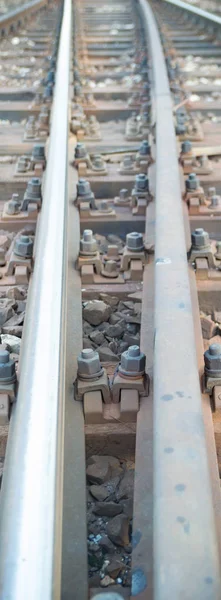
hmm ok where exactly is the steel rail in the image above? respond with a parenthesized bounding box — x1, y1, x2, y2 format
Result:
(0, 0, 71, 598)
(164, 0, 221, 26)
(0, 0, 48, 27)
(138, 0, 221, 598)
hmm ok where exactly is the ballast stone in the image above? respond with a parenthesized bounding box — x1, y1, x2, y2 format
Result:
(83, 300, 111, 325)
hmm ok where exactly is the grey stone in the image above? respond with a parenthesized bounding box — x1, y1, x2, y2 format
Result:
(99, 293, 119, 307)
(201, 316, 217, 340)
(89, 330, 105, 346)
(7, 286, 27, 300)
(90, 485, 111, 502)
(125, 313, 141, 325)
(98, 346, 119, 362)
(120, 301, 135, 311)
(90, 476, 121, 501)
(1, 334, 21, 354)
(109, 341, 119, 355)
(109, 314, 122, 326)
(100, 575, 115, 587)
(87, 455, 120, 472)
(121, 499, 133, 518)
(0, 301, 15, 326)
(83, 321, 94, 335)
(97, 322, 110, 333)
(86, 462, 111, 485)
(126, 323, 138, 335)
(123, 332, 140, 346)
(105, 324, 124, 338)
(99, 534, 116, 554)
(2, 325, 23, 338)
(213, 310, 221, 325)
(116, 470, 134, 500)
(107, 514, 130, 547)
(93, 502, 123, 518)
(214, 311, 221, 325)
(16, 301, 26, 313)
(4, 311, 25, 328)
(106, 557, 123, 578)
(118, 341, 129, 353)
(83, 337, 96, 350)
(83, 301, 111, 326)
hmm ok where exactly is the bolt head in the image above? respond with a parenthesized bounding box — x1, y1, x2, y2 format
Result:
(120, 345, 146, 375)
(135, 173, 149, 192)
(6, 199, 20, 215)
(25, 178, 42, 200)
(119, 188, 128, 200)
(181, 140, 192, 154)
(80, 229, 97, 254)
(75, 143, 87, 159)
(77, 178, 91, 196)
(77, 348, 102, 378)
(14, 235, 33, 258)
(210, 195, 220, 207)
(208, 187, 216, 197)
(186, 173, 199, 191)
(32, 144, 45, 159)
(126, 232, 144, 252)
(139, 140, 150, 156)
(191, 228, 210, 250)
(0, 349, 16, 383)
(204, 344, 221, 377)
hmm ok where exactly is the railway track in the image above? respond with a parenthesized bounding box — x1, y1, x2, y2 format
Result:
(0, 0, 220, 598)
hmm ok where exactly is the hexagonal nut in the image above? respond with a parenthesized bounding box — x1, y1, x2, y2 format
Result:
(77, 178, 91, 196)
(186, 173, 199, 191)
(75, 143, 87, 159)
(181, 140, 192, 154)
(120, 345, 146, 375)
(135, 173, 149, 192)
(32, 144, 45, 160)
(14, 235, 33, 258)
(191, 228, 210, 250)
(80, 229, 97, 254)
(126, 232, 144, 252)
(204, 344, 221, 377)
(25, 178, 42, 199)
(210, 195, 220, 207)
(6, 199, 20, 215)
(77, 348, 103, 379)
(139, 140, 150, 155)
(0, 349, 16, 383)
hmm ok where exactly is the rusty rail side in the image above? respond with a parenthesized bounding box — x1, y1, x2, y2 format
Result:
(136, 1, 221, 599)
(164, 0, 221, 26)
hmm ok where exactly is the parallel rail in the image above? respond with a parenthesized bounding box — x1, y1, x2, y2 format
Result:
(0, 0, 48, 33)
(164, 0, 221, 26)
(0, 0, 220, 598)
(0, 0, 72, 598)
(139, 1, 221, 598)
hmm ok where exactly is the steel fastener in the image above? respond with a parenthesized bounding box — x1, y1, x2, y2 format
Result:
(135, 173, 149, 192)
(181, 140, 192, 154)
(186, 173, 199, 191)
(204, 344, 221, 378)
(0, 349, 16, 384)
(119, 345, 146, 377)
(191, 228, 210, 250)
(14, 235, 33, 258)
(126, 232, 144, 252)
(77, 348, 103, 380)
(80, 229, 97, 256)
